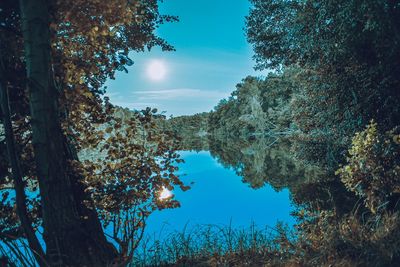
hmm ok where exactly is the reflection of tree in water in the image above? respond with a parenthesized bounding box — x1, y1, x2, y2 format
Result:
(176, 135, 209, 152)
(206, 134, 357, 216)
(182, 132, 322, 192)
(174, 118, 364, 242)
(212, 137, 324, 191)
(165, 113, 209, 152)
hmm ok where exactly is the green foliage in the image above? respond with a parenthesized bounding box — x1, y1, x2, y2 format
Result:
(0, 0, 183, 264)
(208, 72, 299, 138)
(164, 113, 210, 151)
(163, 1, 400, 266)
(283, 124, 400, 267)
(242, 0, 400, 264)
(246, 0, 301, 70)
(73, 106, 189, 259)
(337, 121, 400, 214)
(247, 0, 400, 73)
(208, 76, 261, 136)
(247, 0, 400, 170)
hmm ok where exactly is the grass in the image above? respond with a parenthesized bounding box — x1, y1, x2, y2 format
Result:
(130, 221, 293, 267)
(1, 222, 294, 267)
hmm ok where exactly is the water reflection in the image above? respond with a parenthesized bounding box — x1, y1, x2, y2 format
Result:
(145, 150, 294, 237)
(145, 131, 325, 236)
(176, 133, 357, 217)
(159, 187, 173, 200)
(179, 133, 323, 192)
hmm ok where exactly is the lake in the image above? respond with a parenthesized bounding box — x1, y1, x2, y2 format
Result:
(144, 149, 295, 239)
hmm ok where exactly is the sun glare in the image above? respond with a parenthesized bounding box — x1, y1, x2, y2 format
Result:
(146, 59, 167, 81)
(159, 186, 173, 200)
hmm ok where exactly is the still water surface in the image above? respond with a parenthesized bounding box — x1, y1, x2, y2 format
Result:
(145, 150, 295, 238)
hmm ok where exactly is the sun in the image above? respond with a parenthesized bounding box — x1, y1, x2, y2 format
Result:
(146, 59, 167, 81)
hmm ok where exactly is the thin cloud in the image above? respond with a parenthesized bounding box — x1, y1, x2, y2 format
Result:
(105, 88, 230, 115)
(132, 88, 228, 101)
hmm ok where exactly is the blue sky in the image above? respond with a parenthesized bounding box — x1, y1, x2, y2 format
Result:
(105, 0, 267, 116)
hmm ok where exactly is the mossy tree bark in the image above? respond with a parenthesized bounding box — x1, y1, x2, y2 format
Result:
(18, 0, 118, 265)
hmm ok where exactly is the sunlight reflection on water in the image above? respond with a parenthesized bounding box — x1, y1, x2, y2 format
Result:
(158, 186, 173, 200)
(145, 150, 295, 238)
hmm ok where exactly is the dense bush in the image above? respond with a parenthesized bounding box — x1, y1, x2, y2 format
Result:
(291, 123, 400, 266)
(337, 121, 400, 214)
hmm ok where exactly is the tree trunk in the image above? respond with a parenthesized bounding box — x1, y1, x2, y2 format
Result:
(18, 0, 118, 266)
(0, 52, 46, 266)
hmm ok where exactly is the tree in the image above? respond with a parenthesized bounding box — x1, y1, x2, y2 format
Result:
(246, 0, 400, 169)
(0, 46, 45, 265)
(18, 0, 120, 265)
(244, 1, 400, 265)
(0, 0, 182, 265)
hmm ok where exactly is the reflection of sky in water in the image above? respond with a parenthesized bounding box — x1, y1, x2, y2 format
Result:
(145, 151, 295, 238)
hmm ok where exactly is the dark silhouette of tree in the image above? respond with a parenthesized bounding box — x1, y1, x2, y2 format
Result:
(0, 0, 184, 265)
